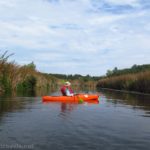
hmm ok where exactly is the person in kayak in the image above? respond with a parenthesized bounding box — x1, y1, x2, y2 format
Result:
(61, 81, 74, 96)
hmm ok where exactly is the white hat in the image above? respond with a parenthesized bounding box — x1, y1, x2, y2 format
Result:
(65, 81, 71, 86)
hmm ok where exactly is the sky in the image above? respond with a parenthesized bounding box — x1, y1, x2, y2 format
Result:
(0, 0, 150, 76)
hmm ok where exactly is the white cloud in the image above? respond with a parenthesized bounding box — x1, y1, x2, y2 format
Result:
(105, 0, 139, 6)
(0, 0, 150, 75)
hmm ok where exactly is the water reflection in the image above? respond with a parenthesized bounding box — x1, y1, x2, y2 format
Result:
(61, 103, 76, 113)
(42, 97, 99, 121)
(0, 96, 36, 123)
(100, 89, 150, 117)
(59, 103, 78, 119)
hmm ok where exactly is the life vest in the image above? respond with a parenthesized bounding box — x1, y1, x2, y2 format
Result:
(60, 86, 73, 96)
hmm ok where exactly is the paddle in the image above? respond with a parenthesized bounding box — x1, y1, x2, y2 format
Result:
(78, 97, 84, 104)
(74, 93, 84, 104)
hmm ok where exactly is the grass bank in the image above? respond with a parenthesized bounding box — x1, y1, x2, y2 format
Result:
(0, 51, 57, 95)
(96, 71, 150, 94)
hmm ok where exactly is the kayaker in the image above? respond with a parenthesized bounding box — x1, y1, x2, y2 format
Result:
(60, 81, 74, 96)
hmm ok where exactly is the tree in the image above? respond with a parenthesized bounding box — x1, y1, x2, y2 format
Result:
(113, 67, 118, 73)
(106, 70, 113, 77)
(25, 61, 36, 70)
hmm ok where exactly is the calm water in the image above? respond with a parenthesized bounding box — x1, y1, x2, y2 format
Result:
(0, 89, 150, 150)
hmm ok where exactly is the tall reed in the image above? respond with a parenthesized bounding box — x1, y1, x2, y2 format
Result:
(0, 51, 57, 95)
(97, 71, 150, 94)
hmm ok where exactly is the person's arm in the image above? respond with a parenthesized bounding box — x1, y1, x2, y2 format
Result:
(66, 88, 73, 96)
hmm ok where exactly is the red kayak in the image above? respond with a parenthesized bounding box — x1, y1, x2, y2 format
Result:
(42, 94, 99, 104)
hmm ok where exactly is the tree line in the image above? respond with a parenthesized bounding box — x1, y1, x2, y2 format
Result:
(106, 64, 150, 77)
(49, 73, 100, 82)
